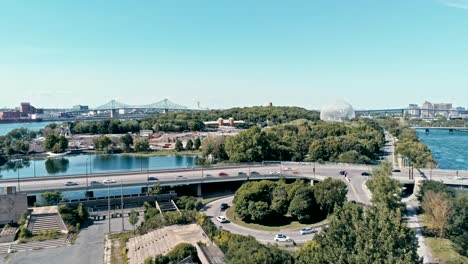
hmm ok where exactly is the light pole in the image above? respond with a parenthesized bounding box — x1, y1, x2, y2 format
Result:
(33, 159, 36, 177)
(121, 181, 124, 231)
(86, 158, 89, 191)
(16, 160, 21, 192)
(108, 185, 111, 233)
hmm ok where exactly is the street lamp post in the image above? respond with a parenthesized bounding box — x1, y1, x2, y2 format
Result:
(17, 161, 21, 192)
(33, 159, 36, 177)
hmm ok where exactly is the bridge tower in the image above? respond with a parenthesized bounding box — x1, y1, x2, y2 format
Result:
(110, 109, 118, 118)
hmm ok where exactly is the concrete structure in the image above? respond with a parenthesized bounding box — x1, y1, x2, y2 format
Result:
(0, 111, 20, 120)
(127, 224, 224, 264)
(72, 105, 89, 111)
(204, 118, 244, 127)
(27, 206, 68, 235)
(0, 187, 28, 225)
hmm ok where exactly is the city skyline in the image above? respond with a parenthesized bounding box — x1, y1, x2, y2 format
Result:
(1, 0, 468, 109)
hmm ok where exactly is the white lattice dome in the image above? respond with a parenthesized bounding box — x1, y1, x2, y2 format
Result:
(320, 100, 356, 122)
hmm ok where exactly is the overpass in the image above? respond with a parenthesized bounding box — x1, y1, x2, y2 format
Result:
(1, 163, 466, 197)
(411, 126, 468, 133)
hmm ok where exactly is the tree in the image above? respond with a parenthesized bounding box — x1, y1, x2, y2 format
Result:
(93, 135, 112, 152)
(193, 137, 201, 150)
(295, 202, 421, 264)
(201, 136, 227, 161)
(134, 137, 150, 152)
(41, 191, 64, 206)
(447, 193, 468, 256)
(120, 134, 133, 152)
(175, 139, 184, 152)
(288, 187, 320, 222)
(313, 178, 348, 214)
(418, 180, 455, 203)
(422, 191, 452, 238)
(129, 209, 139, 233)
(45, 134, 59, 151)
(367, 162, 402, 211)
(185, 139, 193, 150)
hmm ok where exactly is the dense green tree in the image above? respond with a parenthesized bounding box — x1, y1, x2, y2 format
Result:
(295, 202, 421, 264)
(447, 193, 468, 256)
(193, 137, 201, 150)
(201, 136, 228, 161)
(418, 180, 455, 203)
(313, 178, 348, 214)
(288, 187, 320, 222)
(134, 137, 150, 152)
(45, 134, 59, 151)
(225, 235, 294, 264)
(41, 191, 64, 206)
(175, 139, 184, 152)
(120, 133, 133, 152)
(185, 139, 193, 150)
(367, 169, 402, 211)
(93, 135, 112, 152)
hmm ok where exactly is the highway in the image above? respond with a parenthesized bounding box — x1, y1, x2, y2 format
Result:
(1, 163, 466, 194)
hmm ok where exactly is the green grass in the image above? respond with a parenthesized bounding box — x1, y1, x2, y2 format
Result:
(19, 230, 65, 243)
(427, 238, 468, 264)
(121, 150, 201, 157)
(225, 207, 328, 232)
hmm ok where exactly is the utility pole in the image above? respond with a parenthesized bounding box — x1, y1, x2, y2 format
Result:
(121, 181, 124, 231)
(33, 159, 36, 177)
(108, 186, 111, 233)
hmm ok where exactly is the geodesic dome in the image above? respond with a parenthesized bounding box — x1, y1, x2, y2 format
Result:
(320, 100, 356, 122)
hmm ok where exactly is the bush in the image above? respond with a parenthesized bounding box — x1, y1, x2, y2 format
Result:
(18, 226, 32, 239)
(175, 196, 202, 211)
(154, 243, 199, 264)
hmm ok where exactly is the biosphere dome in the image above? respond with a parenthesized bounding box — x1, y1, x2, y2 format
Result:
(320, 100, 356, 122)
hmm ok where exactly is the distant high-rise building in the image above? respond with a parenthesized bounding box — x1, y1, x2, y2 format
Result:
(72, 105, 89, 111)
(408, 104, 421, 117)
(421, 101, 434, 118)
(19, 102, 37, 115)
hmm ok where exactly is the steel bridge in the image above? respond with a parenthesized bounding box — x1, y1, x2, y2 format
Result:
(68, 98, 190, 112)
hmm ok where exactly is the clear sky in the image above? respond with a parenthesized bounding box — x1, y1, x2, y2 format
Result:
(1, 0, 468, 110)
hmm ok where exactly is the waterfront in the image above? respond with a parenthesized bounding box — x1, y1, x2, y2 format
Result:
(0, 121, 53, 135)
(417, 129, 468, 170)
(0, 154, 196, 180)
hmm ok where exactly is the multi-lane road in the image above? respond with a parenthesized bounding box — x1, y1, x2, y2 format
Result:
(0, 162, 466, 195)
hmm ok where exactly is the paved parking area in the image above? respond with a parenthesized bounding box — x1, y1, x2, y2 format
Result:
(0, 215, 136, 264)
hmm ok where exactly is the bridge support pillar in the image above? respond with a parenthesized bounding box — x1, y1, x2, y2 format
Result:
(197, 183, 202, 197)
(449, 129, 454, 134)
(110, 109, 118, 118)
(425, 129, 430, 134)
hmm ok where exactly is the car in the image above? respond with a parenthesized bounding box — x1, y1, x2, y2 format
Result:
(102, 179, 116, 184)
(220, 203, 229, 211)
(238, 172, 247, 176)
(90, 181, 102, 186)
(269, 171, 280, 175)
(205, 174, 213, 177)
(250, 171, 260, 176)
(218, 172, 229, 176)
(339, 170, 347, 175)
(64, 181, 79, 186)
(148, 177, 158, 181)
(392, 169, 401, 173)
(299, 227, 317, 235)
(274, 234, 291, 242)
(292, 171, 300, 175)
(361, 172, 372, 176)
(176, 175, 184, 178)
(216, 216, 228, 223)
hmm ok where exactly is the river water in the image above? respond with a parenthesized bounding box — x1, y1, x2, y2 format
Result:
(0, 154, 196, 180)
(416, 129, 468, 170)
(0, 122, 53, 136)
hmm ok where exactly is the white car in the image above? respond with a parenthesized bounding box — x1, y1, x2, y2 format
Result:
(274, 234, 291, 242)
(269, 171, 280, 175)
(299, 227, 317, 235)
(64, 181, 79, 186)
(103, 179, 116, 184)
(216, 216, 228, 223)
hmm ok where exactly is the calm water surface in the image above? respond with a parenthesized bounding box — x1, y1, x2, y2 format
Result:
(417, 129, 468, 170)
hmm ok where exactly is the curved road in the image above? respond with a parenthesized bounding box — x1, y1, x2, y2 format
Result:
(201, 196, 324, 244)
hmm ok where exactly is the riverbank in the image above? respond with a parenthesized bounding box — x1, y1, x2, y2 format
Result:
(121, 150, 201, 157)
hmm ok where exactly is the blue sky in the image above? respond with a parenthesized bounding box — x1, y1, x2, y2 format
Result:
(1, 0, 468, 110)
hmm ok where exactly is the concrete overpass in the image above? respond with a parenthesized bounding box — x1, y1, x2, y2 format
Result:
(1, 163, 466, 198)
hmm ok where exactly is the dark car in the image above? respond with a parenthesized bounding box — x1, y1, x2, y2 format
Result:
(220, 203, 229, 211)
(339, 171, 347, 175)
(218, 172, 229, 176)
(90, 181, 102, 186)
(361, 172, 372, 176)
(250, 171, 260, 176)
(238, 172, 247, 176)
(148, 177, 158, 181)
(392, 169, 401, 173)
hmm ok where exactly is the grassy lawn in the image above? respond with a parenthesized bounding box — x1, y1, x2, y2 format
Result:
(109, 232, 136, 264)
(426, 237, 468, 264)
(121, 150, 201, 157)
(225, 207, 328, 232)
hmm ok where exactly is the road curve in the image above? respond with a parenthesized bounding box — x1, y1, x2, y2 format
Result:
(201, 196, 326, 245)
